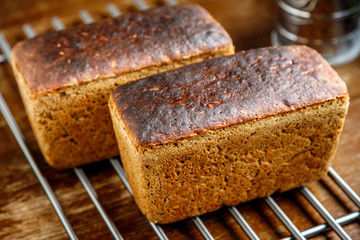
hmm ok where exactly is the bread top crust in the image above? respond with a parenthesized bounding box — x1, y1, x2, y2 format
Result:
(11, 4, 233, 96)
(111, 45, 348, 147)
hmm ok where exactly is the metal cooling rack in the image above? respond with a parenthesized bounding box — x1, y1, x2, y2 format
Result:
(0, 1, 359, 239)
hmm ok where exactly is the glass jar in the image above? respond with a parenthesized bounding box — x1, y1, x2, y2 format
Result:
(272, 0, 360, 66)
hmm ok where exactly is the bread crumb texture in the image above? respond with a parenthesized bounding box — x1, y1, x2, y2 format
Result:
(109, 45, 349, 223)
(12, 49, 232, 169)
(10, 3, 234, 168)
(110, 97, 348, 223)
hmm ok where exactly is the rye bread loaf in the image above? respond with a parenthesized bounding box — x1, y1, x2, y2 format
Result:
(109, 45, 349, 224)
(10, 4, 234, 169)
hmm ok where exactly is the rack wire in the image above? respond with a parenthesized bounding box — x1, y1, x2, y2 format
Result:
(0, 54, 5, 63)
(0, 1, 359, 239)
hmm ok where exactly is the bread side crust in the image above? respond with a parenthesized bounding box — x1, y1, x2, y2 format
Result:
(109, 96, 147, 215)
(11, 45, 234, 169)
(110, 96, 349, 223)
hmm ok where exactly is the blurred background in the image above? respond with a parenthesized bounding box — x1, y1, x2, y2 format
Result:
(0, 0, 276, 51)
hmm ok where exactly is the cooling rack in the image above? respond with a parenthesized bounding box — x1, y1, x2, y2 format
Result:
(0, 0, 359, 239)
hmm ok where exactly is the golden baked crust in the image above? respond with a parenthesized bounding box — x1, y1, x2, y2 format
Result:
(109, 45, 349, 224)
(11, 3, 233, 96)
(10, 4, 234, 169)
(111, 45, 348, 146)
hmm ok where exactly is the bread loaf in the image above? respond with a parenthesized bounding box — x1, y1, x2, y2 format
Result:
(109, 45, 349, 224)
(10, 4, 234, 169)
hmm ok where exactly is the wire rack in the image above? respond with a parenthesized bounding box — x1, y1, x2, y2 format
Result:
(0, 0, 359, 239)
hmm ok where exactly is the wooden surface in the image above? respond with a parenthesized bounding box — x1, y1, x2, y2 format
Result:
(0, 0, 359, 239)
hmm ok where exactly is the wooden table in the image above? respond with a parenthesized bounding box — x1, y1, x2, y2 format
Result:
(0, 0, 359, 239)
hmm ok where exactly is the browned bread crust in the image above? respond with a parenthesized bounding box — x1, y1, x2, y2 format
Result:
(11, 3, 234, 169)
(109, 45, 349, 224)
(12, 3, 233, 96)
(111, 45, 348, 146)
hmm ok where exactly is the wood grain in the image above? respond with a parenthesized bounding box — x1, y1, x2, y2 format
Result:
(0, 0, 359, 239)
